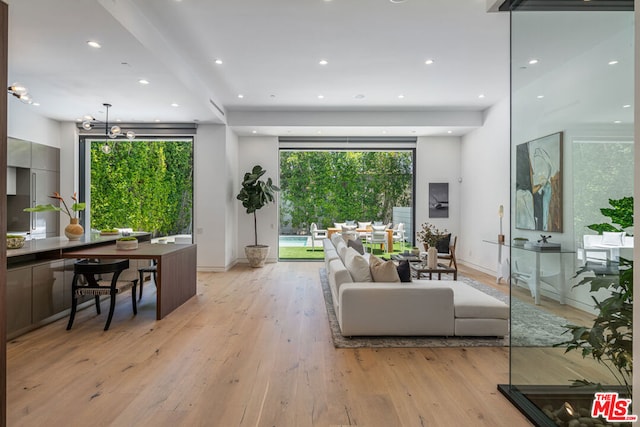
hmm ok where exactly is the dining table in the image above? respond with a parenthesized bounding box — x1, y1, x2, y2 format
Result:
(327, 227, 394, 249)
(62, 241, 197, 320)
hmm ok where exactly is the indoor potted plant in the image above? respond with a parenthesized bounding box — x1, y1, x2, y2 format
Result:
(416, 222, 448, 268)
(236, 165, 280, 267)
(24, 192, 86, 240)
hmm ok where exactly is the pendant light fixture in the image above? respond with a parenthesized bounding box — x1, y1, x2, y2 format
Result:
(82, 103, 136, 153)
(7, 83, 34, 104)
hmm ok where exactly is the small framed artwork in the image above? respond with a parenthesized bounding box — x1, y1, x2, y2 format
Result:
(429, 183, 449, 218)
(515, 131, 563, 232)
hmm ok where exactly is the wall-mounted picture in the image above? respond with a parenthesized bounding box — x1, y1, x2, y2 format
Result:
(515, 132, 563, 232)
(429, 182, 449, 218)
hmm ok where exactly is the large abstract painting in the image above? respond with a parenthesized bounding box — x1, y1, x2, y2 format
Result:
(515, 132, 563, 232)
(429, 182, 449, 218)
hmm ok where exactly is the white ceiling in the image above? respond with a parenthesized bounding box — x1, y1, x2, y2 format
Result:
(7, 0, 510, 137)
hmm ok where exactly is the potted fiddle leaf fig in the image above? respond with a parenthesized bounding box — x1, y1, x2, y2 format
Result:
(236, 165, 280, 267)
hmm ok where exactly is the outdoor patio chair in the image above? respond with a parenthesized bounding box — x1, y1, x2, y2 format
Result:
(392, 223, 405, 251)
(310, 223, 328, 250)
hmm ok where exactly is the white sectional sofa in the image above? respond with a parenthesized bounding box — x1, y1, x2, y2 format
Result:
(322, 236, 508, 337)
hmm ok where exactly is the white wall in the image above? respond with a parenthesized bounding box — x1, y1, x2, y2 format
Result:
(236, 136, 279, 264)
(8, 101, 61, 148)
(415, 136, 462, 248)
(195, 124, 233, 271)
(460, 98, 510, 276)
(225, 127, 238, 268)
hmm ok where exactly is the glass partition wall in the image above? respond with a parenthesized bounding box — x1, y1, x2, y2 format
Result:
(500, 3, 634, 426)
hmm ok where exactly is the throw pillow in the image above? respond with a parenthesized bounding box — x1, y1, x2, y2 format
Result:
(369, 255, 400, 283)
(396, 260, 412, 283)
(372, 224, 386, 231)
(358, 221, 372, 229)
(334, 222, 346, 229)
(344, 247, 372, 282)
(342, 225, 357, 231)
(347, 238, 365, 255)
(602, 231, 625, 246)
(335, 240, 348, 261)
(436, 234, 451, 254)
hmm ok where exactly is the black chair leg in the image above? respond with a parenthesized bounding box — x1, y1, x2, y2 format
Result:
(131, 279, 138, 315)
(94, 295, 101, 314)
(66, 275, 79, 330)
(138, 270, 144, 300)
(104, 294, 117, 331)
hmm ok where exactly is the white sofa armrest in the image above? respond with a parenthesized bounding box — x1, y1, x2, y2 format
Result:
(338, 283, 455, 336)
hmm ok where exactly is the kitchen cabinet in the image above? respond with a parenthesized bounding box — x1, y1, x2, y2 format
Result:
(7, 137, 31, 168)
(6, 265, 32, 336)
(32, 260, 67, 323)
(31, 169, 60, 238)
(31, 143, 59, 171)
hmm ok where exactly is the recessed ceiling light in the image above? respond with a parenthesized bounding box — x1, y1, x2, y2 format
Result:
(425, 59, 434, 65)
(319, 59, 328, 66)
(390, 0, 407, 3)
(171, 103, 179, 107)
(478, 94, 485, 99)
(608, 60, 619, 65)
(252, 130, 257, 134)
(317, 94, 324, 99)
(139, 79, 150, 85)
(237, 94, 244, 99)
(614, 120, 622, 124)
(214, 59, 223, 65)
(528, 59, 539, 65)
(155, 119, 161, 122)
(382, 130, 387, 134)
(87, 41, 101, 49)
(76, 118, 82, 122)
(32, 102, 40, 106)
(317, 130, 322, 134)
(398, 94, 405, 99)
(447, 130, 453, 134)
(623, 104, 631, 108)
(537, 95, 545, 99)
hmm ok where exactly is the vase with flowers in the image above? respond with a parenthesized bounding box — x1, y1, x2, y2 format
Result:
(416, 222, 449, 268)
(24, 192, 86, 240)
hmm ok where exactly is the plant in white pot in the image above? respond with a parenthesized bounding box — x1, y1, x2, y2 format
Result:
(236, 165, 280, 267)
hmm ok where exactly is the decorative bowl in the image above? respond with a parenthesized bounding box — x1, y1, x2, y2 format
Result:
(116, 238, 138, 250)
(7, 235, 26, 249)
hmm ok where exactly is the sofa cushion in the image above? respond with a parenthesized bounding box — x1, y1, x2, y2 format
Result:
(369, 255, 400, 282)
(358, 221, 372, 229)
(330, 232, 343, 247)
(396, 260, 412, 282)
(602, 231, 625, 246)
(347, 238, 365, 255)
(449, 282, 509, 319)
(335, 240, 348, 261)
(344, 247, 372, 282)
(334, 222, 346, 229)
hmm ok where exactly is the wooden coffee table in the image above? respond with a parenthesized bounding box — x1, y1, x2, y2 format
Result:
(411, 262, 457, 280)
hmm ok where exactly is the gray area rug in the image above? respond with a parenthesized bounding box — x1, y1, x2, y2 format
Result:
(319, 268, 571, 348)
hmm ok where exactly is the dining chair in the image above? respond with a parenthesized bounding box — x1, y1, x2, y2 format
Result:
(138, 260, 158, 300)
(392, 223, 405, 251)
(67, 258, 138, 331)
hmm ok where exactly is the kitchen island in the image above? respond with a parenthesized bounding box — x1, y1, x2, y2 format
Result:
(63, 242, 197, 321)
(5, 232, 162, 338)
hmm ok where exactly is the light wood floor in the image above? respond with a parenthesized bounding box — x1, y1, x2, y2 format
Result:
(8, 261, 598, 427)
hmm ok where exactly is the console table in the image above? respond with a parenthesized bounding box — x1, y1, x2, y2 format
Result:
(62, 242, 197, 320)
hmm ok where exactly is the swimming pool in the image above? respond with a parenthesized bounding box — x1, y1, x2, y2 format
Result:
(279, 235, 310, 247)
